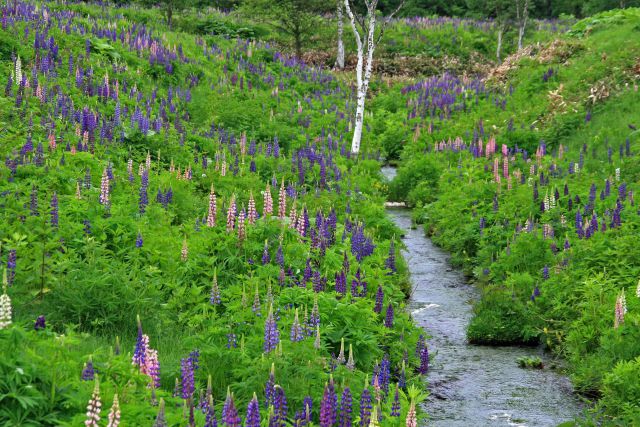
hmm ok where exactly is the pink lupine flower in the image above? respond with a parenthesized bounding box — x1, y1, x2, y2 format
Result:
(207, 185, 217, 227)
(248, 192, 257, 224)
(99, 168, 110, 206)
(226, 195, 237, 232)
(263, 185, 273, 217)
(181, 239, 188, 261)
(405, 401, 417, 427)
(106, 394, 120, 427)
(237, 209, 246, 241)
(278, 179, 286, 219)
(614, 290, 627, 328)
(85, 379, 102, 427)
(289, 200, 298, 229)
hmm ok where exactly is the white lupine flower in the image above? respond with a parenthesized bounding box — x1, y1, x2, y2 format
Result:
(0, 292, 12, 329)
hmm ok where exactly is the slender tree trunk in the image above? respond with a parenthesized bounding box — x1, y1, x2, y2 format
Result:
(335, 0, 345, 69)
(496, 24, 504, 62)
(516, 0, 529, 50)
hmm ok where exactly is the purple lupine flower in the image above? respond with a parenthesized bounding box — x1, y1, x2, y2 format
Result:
(276, 244, 284, 266)
(384, 304, 394, 328)
(290, 309, 304, 342)
(385, 240, 396, 273)
(265, 365, 276, 407)
(262, 241, 270, 265)
(378, 354, 391, 395)
(542, 265, 549, 280)
(246, 393, 261, 427)
(132, 317, 146, 368)
(359, 387, 372, 427)
(136, 232, 143, 248)
(264, 305, 280, 353)
(338, 387, 352, 427)
(374, 286, 384, 313)
(50, 192, 58, 228)
(139, 169, 149, 214)
(34, 315, 46, 330)
(335, 271, 346, 297)
(81, 357, 95, 381)
(271, 386, 288, 427)
(6, 249, 16, 286)
(30, 186, 39, 216)
(222, 391, 241, 427)
(319, 377, 338, 427)
(391, 384, 401, 416)
(210, 273, 221, 305)
(181, 356, 196, 399)
(204, 395, 218, 427)
(226, 333, 238, 349)
(398, 361, 406, 388)
(418, 346, 429, 374)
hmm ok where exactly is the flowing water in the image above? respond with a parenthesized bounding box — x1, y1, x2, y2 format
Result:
(382, 167, 583, 427)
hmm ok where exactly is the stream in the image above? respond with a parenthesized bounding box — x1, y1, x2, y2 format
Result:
(382, 167, 583, 427)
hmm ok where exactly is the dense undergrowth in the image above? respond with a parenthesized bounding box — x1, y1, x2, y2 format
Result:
(0, 1, 432, 425)
(386, 8, 640, 424)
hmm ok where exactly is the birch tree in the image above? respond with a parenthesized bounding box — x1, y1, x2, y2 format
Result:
(515, 0, 529, 50)
(335, 0, 345, 69)
(344, 0, 404, 155)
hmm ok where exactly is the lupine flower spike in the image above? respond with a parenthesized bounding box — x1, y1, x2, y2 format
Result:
(0, 270, 12, 329)
(106, 394, 120, 427)
(153, 398, 168, 427)
(84, 377, 102, 427)
(337, 338, 346, 364)
(346, 344, 355, 370)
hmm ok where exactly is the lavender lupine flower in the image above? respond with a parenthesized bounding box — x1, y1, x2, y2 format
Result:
(391, 384, 401, 416)
(374, 286, 384, 313)
(398, 361, 406, 388)
(106, 394, 120, 427)
(264, 305, 280, 353)
(207, 185, 217, 227)
(100, 168, 110, 206)
(290, 308, 304, 342)
(210, 273, 221, 305)
(34, 315, 46, 330)
(319, 377, 338, 427)
(153, 399, 168, 427)
(85, 379, 102, 427)
(50, 192, 58, 228)
(384, 304, 394, 328)
(265, 364, 276, 407)
(359, 386, 372, 427)
(133, 316, 146, 367)
(82, 357, 95, 381)
(542, 265, 549, 280)
(246, 393, 261, 427)
(338, 387, 353, 427)
(135, 232, 143, 248)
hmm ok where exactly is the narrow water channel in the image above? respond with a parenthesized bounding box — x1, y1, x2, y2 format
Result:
(382, 167, 583, 427)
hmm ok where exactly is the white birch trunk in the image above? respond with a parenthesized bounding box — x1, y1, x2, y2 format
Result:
(516, 0, 529, 50)
(336, 0, 345, 69)
(496, 24, 504, 62)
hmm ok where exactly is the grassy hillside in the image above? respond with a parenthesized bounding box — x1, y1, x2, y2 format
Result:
(0, 1, 429, 425)
(386, 8, 640, 424)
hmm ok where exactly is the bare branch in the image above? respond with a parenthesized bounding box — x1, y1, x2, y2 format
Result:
(376, 0, 404, 45)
